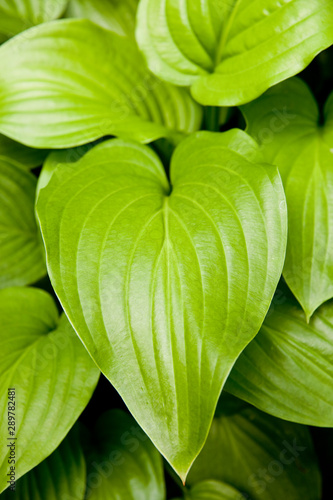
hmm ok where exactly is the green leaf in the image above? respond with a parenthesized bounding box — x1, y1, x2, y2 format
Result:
(136, 0, 333, 106)
(0, 287, 100, 493)
(0, 19, 202, 149)
(66, 0, 139, 37)
(188, 396, 321, 500)
(0, 158, 46, 288)
(241, 77, 333, 319)
(1, 425, 86, 500)
(36, 131, 287, 480)
(85, 410, 165, 499)
(0, 0, 68, 40)
(226, 285, 333, 426)
(186, 480, 244, 500)
(0, 135, 48, 170)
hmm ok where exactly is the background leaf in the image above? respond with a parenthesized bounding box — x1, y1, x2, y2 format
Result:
(37, 131, 286, 480)
(0, 19, 202, 149)
(136, 0, 333, 105)
(186, 480, 244, 500)
(0, 287, 100, 493)
(85, 410, 165, 500)
(0, 134, 48, 170)
(226, 285, 333, 427)
(1, 425, 86, 500)
(241, 77, 333, 319)
(188, 395, 321, 500)
(0, 157, 46, 288)
(65, 0, 138, 37)
(0, 0, 68, 40)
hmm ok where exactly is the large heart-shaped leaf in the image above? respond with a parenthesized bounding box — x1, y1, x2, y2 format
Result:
(0, 287, 100, 493)
(0, 134, 48, 170)
(66, 0, 138, 37)
(0, 0, 68, 40)
(0, 19, 202, 149)
(1, 425, 86, 500)
(85, 410, 165, 499)
(136, 0, 333, 106)
(36, 130, 287, 479)
(188, 395, 321, 500)
(226, 285, 333, 426)
(185, 480, 244, 500)
(241, 77, 333, 319)
(0, 158, 46, 288)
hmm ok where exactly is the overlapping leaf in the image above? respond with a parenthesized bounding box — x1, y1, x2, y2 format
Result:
(188, 395, 321, 500)
(136, 0, 333, 106)
(226, 286, 333, 426)
(37, 131, 287, 480)
(0, 0, 68, 40)
(1, 425, 86, 500)
(0, 158, 46, 288)
(0, 19, 202, 149)
(66, 0, 138, 37)
(242, 77, 333, 319)
(0, 287, 100, 493)
(85, 410, 165, 499)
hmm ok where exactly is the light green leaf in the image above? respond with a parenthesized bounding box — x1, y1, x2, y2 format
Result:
(85, 410, 165, 499)
(226, 285, 333, 427)
(136, 0, 333, 106)
(0, 287, 100, 493)
(186, 480, 244, 500)
(36, 131, 287, 480)
(188, 395, 321, 500)
(1, 425, 86, 500)
(0, 134, 48, 170)
(65, 0, 138, 37)
(0, 19, 202, 149)
(241, 77, 333, 319)
(0, 158, 46, 288)
(0, 0, 68, 40)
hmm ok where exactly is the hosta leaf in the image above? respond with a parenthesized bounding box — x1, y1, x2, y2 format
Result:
(188, 395, 321, 500)
(186, 480, 244, 500)
(1, 425, 86, 500)
(0, 0, 68, 40)
(0, 158, 46, 288)
(36, 131, 287, 480)
(0, 19, 202, 149)
(136, 0, 333, 106)
(85, 410, 165, 499)
(0, 287, 100, 493)
(226, 285, 333, 426)
(66, 0, 138, 37)
(241, 77, 333, 319)
(0, 135, 48, 170)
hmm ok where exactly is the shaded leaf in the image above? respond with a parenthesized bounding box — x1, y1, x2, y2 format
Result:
(188, 396, 321, 500)
(36, 131, 286, 480)
(1, 425, 86, 500)
(241, 77, 333, 319)
(0, 157, 46, 288)
(136, 0, 333, 106)
(0, 287, 100, 493)
(226, 285, 333, 426)
(0, 19, 202, 149)
(85, 410, 165, 500)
